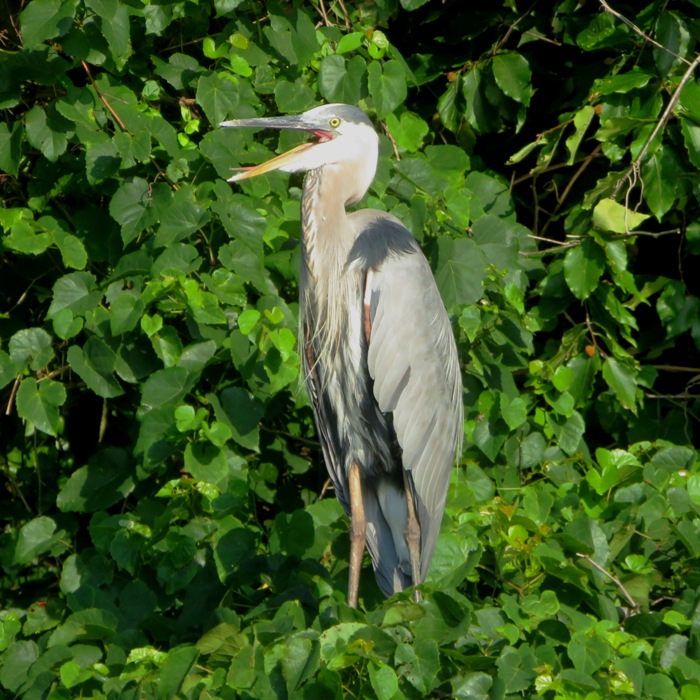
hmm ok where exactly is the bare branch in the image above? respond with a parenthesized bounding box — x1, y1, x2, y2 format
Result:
(612, 53, 700, 199)
(598, 0, 692, 66)
(541, 145, 602, 237)
(82, 60, 127, 131)
(576, 552, 640, 612)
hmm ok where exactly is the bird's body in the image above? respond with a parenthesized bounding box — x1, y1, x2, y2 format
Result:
(221, 104, 462, 604)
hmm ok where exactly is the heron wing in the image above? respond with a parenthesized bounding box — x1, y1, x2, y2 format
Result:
(350, 212, 463, 583)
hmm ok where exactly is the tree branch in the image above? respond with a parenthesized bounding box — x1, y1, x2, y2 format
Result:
(576, 553, 640, 613)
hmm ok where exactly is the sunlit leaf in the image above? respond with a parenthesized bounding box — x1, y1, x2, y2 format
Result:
(16, 378, 66, 436)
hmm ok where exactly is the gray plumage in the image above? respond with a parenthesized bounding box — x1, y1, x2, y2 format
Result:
(221, 104, 463, 604)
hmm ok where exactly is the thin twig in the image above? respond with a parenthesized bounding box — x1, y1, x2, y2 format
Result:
(645, 393, 700, 400)
(612, 53, 700, 199)
(522, 30, 562, 47)
(576, 552, 640, 612)
(5, 376, 20, 416)
(540, 145, 602, 237)
(316, 0, 331, 27)
(598, 0, 692, 66)
(611, 228, 681, 239)
(82, 60, 127, 131)
(492, 7, 532, 56)
(99, 399, 108, 443)
(382, 121, 401, 161)
(529, 234, 570, 246)
(511, 151, 598, 186)
(652, 365, 700, 373)
(336, 0, 350, 30)
(585, 310, 608, 358)
(1, 457, 32, 513)
(531, 179, 539, 234)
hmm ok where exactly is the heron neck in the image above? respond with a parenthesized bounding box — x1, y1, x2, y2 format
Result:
(300, 166, 355, 278)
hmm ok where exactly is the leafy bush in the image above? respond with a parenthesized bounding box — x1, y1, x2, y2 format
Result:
(1, 0, 700, 697)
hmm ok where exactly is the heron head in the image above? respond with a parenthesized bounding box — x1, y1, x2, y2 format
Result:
(220, 104, 379, 203)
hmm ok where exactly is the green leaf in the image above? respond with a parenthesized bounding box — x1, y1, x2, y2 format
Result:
(0, 351, 18, 390)
(549, 411, 585, 456)
(400, 0, 430, 9)
(184, 443, 228, 484)
(501, 395, 528, 430)
(109, 178, 163, 244)
(435, 237, 489, 308)
(641, 147, 679, 220)
(141, 367, 191, 409)
(238, 309, 261, 334)
(215, 387, 263, 451)
(274, 81, 315, 114)
(403, 637, 440, 694)
(9, 327, 54, 371)
(291, 10, 319, 67)
(368, 60, 407, 118)
(196, 71, 239, 125)
(15, 378, 66, 436)
(158, 645, 199, 698)
(568, 631, 611, 674)
(385, 111, 429, 152)
(67, 339, 124, 398)
(57, 448, 135, 512)
(212, 515, 257, 583)
(14, 516, 58, 565)
(492, 52, 532, 105)
(594, 70, 654, 95)
(318, 54, 367, 105)
(151, 326, 183, 367)
(155, 185, 210, 248)
(473, 413, 508, 463)
(654, 12, 689, 75)
(0, 641, 40, 693)
(37, 215, 88, 269)
(52, 309, 84, 340)
(86, 0, 132, 70)
(20, 0, 78, 48)
(282, 635, 318, 694)
(336, 32, 364, 54)
(4, 219, 52, 255)
(592, 199, 649, 233)
(437, 79, 460, 132)
(563, 239, 605, 300)
(602, 357, 638, 412)
(85, 137, 121, 184)
(0, 121, 23, 177)
(681, 116, 700, 169)
(109, 291, 146, 335)
(368, 661, 399, 700)
(60, 660, 93, 689)
(462, 66, 495, 133)
(25, 105, 70, 161)
(566, 105, 595, 165)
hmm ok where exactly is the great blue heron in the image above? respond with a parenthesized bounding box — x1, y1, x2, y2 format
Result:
(221, 103, 463, 607)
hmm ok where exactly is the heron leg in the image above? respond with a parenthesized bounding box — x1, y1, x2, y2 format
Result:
(347, 462, 366, 609)
(403, 471, 422, 602)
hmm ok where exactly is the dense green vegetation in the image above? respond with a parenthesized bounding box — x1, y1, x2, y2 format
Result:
(2, 0, 700, 697)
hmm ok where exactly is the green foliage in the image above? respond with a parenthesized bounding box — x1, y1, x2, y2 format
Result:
(1, 0, 700, 697)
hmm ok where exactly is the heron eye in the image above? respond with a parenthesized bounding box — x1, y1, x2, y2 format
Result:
(329, 117, 341, 128)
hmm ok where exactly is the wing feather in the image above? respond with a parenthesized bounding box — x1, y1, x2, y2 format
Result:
(359, 219, 463, 582)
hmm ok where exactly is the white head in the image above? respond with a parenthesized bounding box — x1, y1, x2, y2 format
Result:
(220, 103, 379, 205)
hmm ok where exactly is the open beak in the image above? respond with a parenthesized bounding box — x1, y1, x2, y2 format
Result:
(219, 114, 334, 182)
